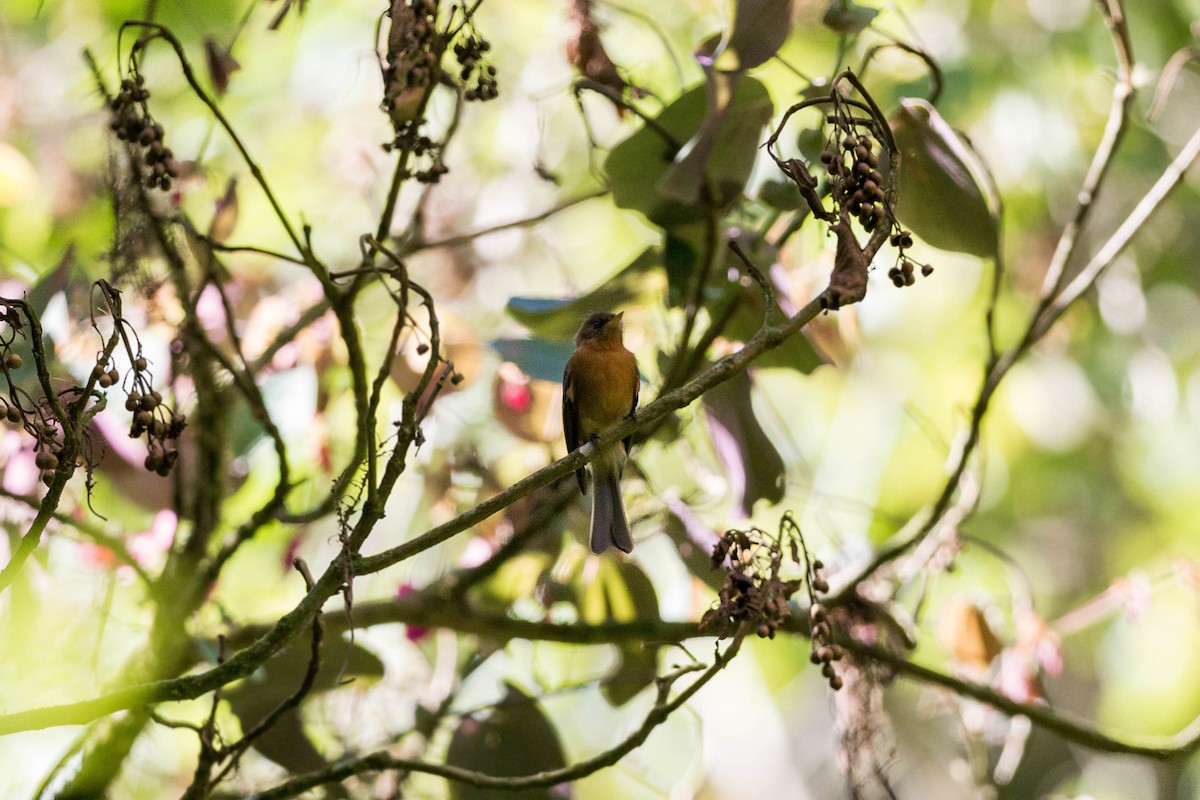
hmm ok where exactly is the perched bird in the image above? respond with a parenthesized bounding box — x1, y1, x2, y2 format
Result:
(562, 311, 640, 553)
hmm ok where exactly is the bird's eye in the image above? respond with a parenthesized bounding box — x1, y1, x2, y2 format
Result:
(592, 319, 604, 329)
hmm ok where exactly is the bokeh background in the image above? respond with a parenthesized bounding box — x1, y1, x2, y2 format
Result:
(2, 0, 1200, 797)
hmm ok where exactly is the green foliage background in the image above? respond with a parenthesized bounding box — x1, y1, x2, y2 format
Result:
(1, 0, 1200, 798)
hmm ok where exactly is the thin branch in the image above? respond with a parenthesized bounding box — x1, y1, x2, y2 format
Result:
(120, 23, 311, 262)
(842, 637, 1200, 760)
(247, 632, 747, 800)
(1036, 0, 1134, 300)
(0, 291, 827, 736)
(409, 188, 610, 252)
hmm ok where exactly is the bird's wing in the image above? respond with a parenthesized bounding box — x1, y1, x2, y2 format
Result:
(562, 357, 587, 494)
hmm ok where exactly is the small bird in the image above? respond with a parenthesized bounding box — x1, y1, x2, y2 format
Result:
(562, 311, 640, 553)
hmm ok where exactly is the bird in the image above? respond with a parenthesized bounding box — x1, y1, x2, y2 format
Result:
(562, 311, 640, 554)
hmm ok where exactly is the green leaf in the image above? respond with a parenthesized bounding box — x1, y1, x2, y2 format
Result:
(505, 249, 663, 339)
(890, 98, 999, 259)
(446, 684, 569, 800)
(707, 0, 794, 73)
(822, 1, 879, 34)
(606, 78, 773, 227)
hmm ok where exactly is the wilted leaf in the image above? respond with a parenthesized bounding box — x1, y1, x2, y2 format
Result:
(890, 98, 999, 259)
(822, 1, 879, 34)
(505, 249, 662, 340)
(204, 38, 241, 95)
(937, 597, 1002, 672)
(606, 78, 773, 227)
(207, 177, 239, 243)
(566, 0, 625, 99)
(446, 684, 570, 800)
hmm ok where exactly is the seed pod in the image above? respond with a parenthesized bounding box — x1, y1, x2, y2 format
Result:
(144, 452, 163, 472)
(810, 603, 827, 623)
(98, 373, 113, 388)
(5, 405, 21, 423)
(35, 451, 58, 470)
(921, 263, 934, 277)
(830, 675, 844, 690)
(135, 410, 154, 427)
(5, 353, 21, 370)
(821, 662, 835, 678)
(108, 368, 119, 383)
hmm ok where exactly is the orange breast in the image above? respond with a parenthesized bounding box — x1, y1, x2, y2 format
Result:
(567, 346, 638, 437)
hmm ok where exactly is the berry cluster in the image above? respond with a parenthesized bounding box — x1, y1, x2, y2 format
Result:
(821, 133, 886, 233)
(32, 420, 63, 487)
(806, 562, 845, 691)
(385, 121, 449, 183)
(118, 355, 186, 476)
(108, 75, 177, 191)
(885, 230, 933, 288)
(701, 527, 801, 640)
(454, 34, 498, 102)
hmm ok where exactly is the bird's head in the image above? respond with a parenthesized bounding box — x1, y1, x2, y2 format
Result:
(574, 311, 624, 346)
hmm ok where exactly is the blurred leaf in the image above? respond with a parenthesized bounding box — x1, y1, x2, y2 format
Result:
(207, 177, 239, 243)
(662, 222, 708, 307)
(702, 368, 786, 516)
(224, 634, 383, 786)
(606, 78, 772, 227)
(796, 126, 825, 163)
(474, 553, 552, 611)
(204, 38, 241, 95)
(659, 74, 773, 208)
(26, 245, 74, 320)
(491, 339, 575, 384)
(446, 684, 570, 800)
(758, 179, 802, 211)
(505, 249, 662, 340)
(822, 1, 879, 34)
(0, 141, 37, 207)
(601, 561, 660, 705)
(663, 501, 723, 591)
(890, 98, 999, 259)
(722, 0, 794, 71)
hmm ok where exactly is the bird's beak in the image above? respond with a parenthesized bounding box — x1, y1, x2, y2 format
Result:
(613, 311, 625, 323)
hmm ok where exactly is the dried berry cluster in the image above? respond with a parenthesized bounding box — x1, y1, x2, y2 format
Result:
(454, 34, 498, 102)
(32, 421, 64, 487)
(118, 355, 186, 476)
(381, 2, 499, 183)
(701, 527, 801, 640)
(387, 121, 449, 183)
(108, 74, 177, 191)
(885, 230, 932, 288)
(806, 562, 845, 691)
(382, 0, 440, 126)
(821, 133, 886, 233)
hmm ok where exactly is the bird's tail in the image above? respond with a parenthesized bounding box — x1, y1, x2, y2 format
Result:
(590, 467, 632, 554)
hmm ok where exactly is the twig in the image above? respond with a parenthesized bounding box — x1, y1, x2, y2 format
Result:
(409, 188, 610, 252)
(247, 632, 747, 799)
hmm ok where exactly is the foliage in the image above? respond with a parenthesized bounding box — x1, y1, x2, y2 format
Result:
(1, 0, 1200, 798)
